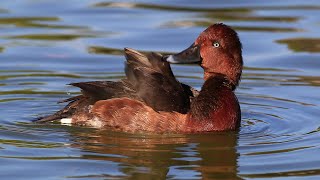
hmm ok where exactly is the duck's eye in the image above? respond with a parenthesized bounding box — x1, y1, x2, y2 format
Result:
(213, 42, 220, 48)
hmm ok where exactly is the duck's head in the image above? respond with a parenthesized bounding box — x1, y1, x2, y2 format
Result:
(166, 23, 243, 89)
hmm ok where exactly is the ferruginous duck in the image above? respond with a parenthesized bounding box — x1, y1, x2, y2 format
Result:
(36, 23, 243, 133)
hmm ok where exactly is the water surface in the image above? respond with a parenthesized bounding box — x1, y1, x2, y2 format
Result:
(1, 0, 320, 179)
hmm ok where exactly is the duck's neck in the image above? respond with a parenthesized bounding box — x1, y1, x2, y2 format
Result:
(187, 74, 241, 131)
(204, 72, 238, 90)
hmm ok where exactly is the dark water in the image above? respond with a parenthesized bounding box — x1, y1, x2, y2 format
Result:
(1, 0, 320, 179)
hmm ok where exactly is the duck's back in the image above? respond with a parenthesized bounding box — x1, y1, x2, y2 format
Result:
(36, 48, 194, 123)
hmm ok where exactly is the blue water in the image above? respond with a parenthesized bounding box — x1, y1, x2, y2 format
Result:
(1, 0, 320, 179)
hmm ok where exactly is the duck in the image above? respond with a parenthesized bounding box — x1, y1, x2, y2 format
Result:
(35, 23, 243, 133)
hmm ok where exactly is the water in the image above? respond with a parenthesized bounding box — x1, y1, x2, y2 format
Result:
(1, 0, 320, 179)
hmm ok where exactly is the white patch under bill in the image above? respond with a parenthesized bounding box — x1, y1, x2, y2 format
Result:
(166, 55, 179, 63)
(60, 118, 72, 124)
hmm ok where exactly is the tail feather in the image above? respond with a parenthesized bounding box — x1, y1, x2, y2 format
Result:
(58, 95, 83, 104)
(35, 96, 86, 123)
(34, 113, 68, 123)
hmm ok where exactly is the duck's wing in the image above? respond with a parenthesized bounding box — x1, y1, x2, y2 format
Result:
(124, 48, 191, 113)
(35, 95, 86, 123)
(35, 80, 140, 123)
(69, 80, 138, 102)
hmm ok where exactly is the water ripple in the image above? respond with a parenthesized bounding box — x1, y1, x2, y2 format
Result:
(0, 0, 320, 179)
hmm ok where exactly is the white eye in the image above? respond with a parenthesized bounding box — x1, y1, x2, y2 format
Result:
(213, 42, 220, 48)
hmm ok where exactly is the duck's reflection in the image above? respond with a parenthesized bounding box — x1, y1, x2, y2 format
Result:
(69, 128, 240, 179)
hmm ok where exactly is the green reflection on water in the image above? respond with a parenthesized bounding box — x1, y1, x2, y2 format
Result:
(164, 21, 302, 32)
(8, 34, 96, 41)
(95, 2, 320, 12)
(0, 17, 86, 29)
(95, 2, 300, 23)
(0, 156, 77, 160)
(66, 174, 125, 179)
(95, 2, 250, 13)
(0, 139, 61, 148)
(244, 66, 320, 87)
(88, 46, 124, 56)
(0, 70, 52, 73)
(96, 2, 303, 33)
(205, 13, 297, 22)
(18, 82, 46, 85)
(277, 38, 320, 53)
(0, 73, 83, 80)
(241, 169, 320, 178)
(88, 46, 173, 56)
(0, 98, 36, 103)
(0, 89, 75, 95)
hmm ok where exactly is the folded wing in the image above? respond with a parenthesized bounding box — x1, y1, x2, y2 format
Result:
(35, 48, 195, 122)
(124, 48, 191, 113)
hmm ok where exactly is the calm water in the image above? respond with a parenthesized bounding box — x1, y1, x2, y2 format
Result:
(1, 0, 320, 179)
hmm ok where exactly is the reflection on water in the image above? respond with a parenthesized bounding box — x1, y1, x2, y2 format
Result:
(0, 0, 320, 179)
(88, 46, 124, 56)
(96, 2, 302, 32)
(0, 17, 61, 28)
(67, 130, 239, 179)
(9, 34, 97, 41)
(277, 38, 320, 53)
(165, 21, 302, 32)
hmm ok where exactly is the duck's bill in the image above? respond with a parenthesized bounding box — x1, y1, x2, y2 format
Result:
(165, 43, 201, 64)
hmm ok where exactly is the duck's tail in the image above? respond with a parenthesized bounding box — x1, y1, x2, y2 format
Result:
(34, 95, 84, 123)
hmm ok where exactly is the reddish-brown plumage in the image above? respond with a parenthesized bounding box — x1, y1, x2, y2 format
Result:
(90, 98, 187, 133)
(36, 23, 243, 133)
(184, 75, 241, 133)
(195, 24, 243, 87)
(209, 90, 240, 131)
